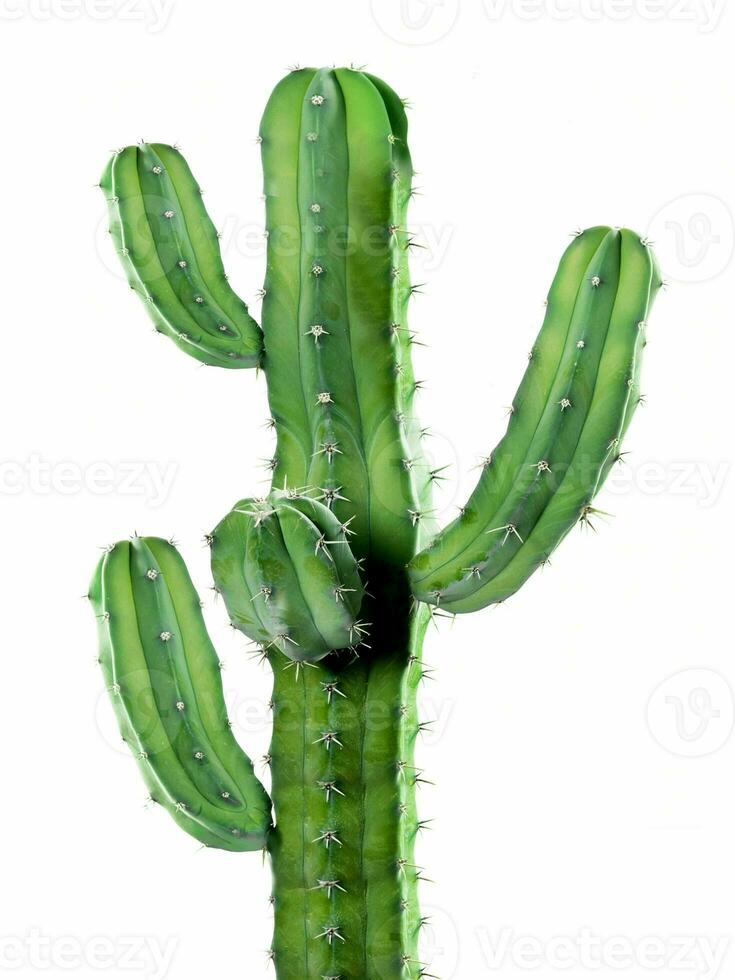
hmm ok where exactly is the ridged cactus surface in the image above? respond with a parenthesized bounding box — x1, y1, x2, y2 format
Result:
(259, 68, 434, 565)
(409, 226, 661, 611)
(90, 536, 272, 851)
(93, 66, 662, 979)
(211, 491, 366, 662)
(101, 143, 263, 368)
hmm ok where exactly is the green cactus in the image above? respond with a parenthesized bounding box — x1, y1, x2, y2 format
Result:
(93, 66, 662, 979)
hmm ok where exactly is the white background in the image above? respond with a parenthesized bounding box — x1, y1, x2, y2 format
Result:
(0, 1, 733, 977)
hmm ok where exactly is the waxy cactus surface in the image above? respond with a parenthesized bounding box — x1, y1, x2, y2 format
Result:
(211, 491, 366, 662)
(93, 66, 662, 979)
(90, 536, 272, 851)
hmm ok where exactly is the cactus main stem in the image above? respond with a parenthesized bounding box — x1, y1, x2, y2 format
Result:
(268, 570, 428, 979)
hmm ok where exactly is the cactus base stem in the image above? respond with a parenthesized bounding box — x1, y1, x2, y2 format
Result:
(268, 572, 428, 979)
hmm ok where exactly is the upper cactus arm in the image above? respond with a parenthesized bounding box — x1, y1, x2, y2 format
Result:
(93, 68, 668, 975)
(90, 536, 272, 851)
(409, 227, 662, 613)
(100, 143, 263, 369)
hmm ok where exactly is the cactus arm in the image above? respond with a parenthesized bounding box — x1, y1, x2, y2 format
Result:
(410, 226, 611, 577)
(409, 227, 662, 611)
(90, 536, 272, 851)
(210, 492, 365, 662)
(260, 67, 432, 564)
(101, 144, 263, 369)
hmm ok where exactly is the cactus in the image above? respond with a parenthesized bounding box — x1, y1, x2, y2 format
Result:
(93, 66, 662, 979)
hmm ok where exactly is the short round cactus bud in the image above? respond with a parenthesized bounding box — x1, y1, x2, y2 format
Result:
(210, 491, 364, 662)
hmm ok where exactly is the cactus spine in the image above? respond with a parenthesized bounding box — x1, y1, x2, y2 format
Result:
(94, 66, 662, 979)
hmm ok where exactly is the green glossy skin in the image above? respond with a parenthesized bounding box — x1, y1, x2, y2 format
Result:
(267, 583, 430, 978)
(101, 143, 262, 368)
(95, 67, 661, 980)
(409, 227, 662, 612)
(97, 68, 433, 979)
(211, 490, 365, 662)
(259, 68, 434, 561)
(256, 68, 431, 977)
(90, 537, 272, 851)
